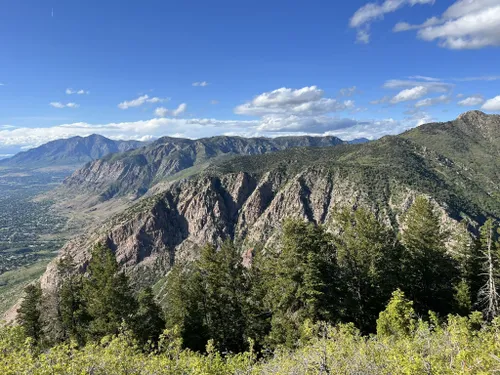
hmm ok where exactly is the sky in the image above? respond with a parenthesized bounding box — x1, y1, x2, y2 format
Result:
(1, 0, 500, 156)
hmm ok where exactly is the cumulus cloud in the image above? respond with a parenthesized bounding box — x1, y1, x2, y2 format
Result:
(349, 0, 435, 43)
(383, 79, 453, 92)
(415, 95, 451, 107)
(458, 95, 485, 106)
(154, 107, 169, 117)
(66, 88, 89, 95)
(192, 81, 209, 87)
(118, 95, 169, 109)
(391, 86, 429, 103)
(172, 103, 187, 116)
(234, 86, 354, 116)
(339, 86, 358, 96)
(370, 96, 391, 105)
(394, 0, 500, 49)
(50, 102, 80, 109)
(482, 96, 500, 111)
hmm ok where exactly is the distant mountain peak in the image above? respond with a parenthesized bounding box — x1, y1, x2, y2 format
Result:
(457, 110, 488, 121)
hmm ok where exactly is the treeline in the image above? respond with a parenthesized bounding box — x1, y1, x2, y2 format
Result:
(17, 196, 500, 354)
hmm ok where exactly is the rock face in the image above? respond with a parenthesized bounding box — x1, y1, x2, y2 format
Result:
(39, 133, 500, 293)
(60, 135, 345, 204)
(24, 111, 500, 320)
(0, 134, 144, 168)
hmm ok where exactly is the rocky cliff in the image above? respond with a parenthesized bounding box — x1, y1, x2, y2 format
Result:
(60, 135, 345, 204)
(39, 130, 500, 294)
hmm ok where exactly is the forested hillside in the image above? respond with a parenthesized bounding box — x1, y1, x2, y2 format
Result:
(7, 196, 500, 374)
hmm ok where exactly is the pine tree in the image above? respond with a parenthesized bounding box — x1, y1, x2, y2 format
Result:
(133, 287, 165, 347)
(164, 241, 247, 353)
(376, 289, 416, 337)
(197, 241, 247, 353)
(400, 196, 459, 316)
(83, 243, 137, 341)
(333, 207, 400, 332)
(243, 246, 271, 350)
(266, 220, 337, 348)
(17, 283, 43, 344)
(478, 219, 500, 321)
(56, 255, 89, 345)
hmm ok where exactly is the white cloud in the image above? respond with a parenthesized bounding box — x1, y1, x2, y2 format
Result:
(415, 95, 451, 107)
(407, 75, 442, 82)
(235, 86, 353, 116)
(66, 88, 89, 95)
(394, 0, 500, 49)
(454, 75, 500, 82)
(192, 81, 209, 87)
(391, 86, 428, 103)
(482, 96, 500, 111)
(383, 79, 453, 92)
(370, 96, 391, 105)
(154, 107, 169, 117)
(172, 103, 187, 116)
(339, 86, 358, 96)
(50, 102, 79, 109)
(458, 95, 485, 106)
(118, 95, 168, 109)
(349, 0, 435, 43)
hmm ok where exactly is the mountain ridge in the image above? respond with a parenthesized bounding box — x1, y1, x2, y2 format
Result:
(0, 134, 145, 169)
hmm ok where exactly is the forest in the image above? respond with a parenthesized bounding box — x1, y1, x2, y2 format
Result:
(3, 196, 500, 374)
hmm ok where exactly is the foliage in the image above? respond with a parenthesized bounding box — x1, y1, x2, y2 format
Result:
(400, 196, 459, 316)
(16, 282, 43, 345)
(82, 243, 138, 341)
(2, 312, 500, 374)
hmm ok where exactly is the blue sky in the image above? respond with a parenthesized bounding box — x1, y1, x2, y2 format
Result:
(1, 0, 500, 155)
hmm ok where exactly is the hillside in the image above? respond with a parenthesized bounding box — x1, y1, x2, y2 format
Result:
(59, 135, 345, 203)
(0, 134, 144, 169)
(37, 112, 500, 296)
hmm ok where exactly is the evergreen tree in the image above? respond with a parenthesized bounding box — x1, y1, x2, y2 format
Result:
(478, 219, 500, 321)
(333, 207, 400, 332)
(83, 243, 137, 341)
(243, 246, 272, 350)
(376, 289, 416, 337)
(17, 283, 43, 344)
(450, 223, 481, 315)
(197, 241, 247, 353)
(400, 196, 459, 316)
(266, 220, 337, 348)
(164, 242, 247, 353)
(133, 287, 165, 347)
(57, 255, 89, 345)
(164, 263, 208, 352)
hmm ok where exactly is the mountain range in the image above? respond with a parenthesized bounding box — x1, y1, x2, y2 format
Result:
(0, 134, 144, 169)
(31, 111, 500, 304)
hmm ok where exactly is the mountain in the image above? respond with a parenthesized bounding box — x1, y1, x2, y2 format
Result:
(348, 138, 370, 144)
(35, 112, 500, 297)
(0, 134, 144, 169)
(59, 135, 345, 204)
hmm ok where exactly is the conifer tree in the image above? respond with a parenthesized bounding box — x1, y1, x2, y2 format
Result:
(400, 196, 458, 316)
(333, 207, 400, 332)
(266, 220, 337, 348)
(17, 283, 43, 344)
(376, 289, 416, 337)
(243, 246, 272, 350)
(83, 243, 137, 341)
(57, 255, 89, 345)
(478, 219, 500, 321)
(133, 287, 165, 347)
